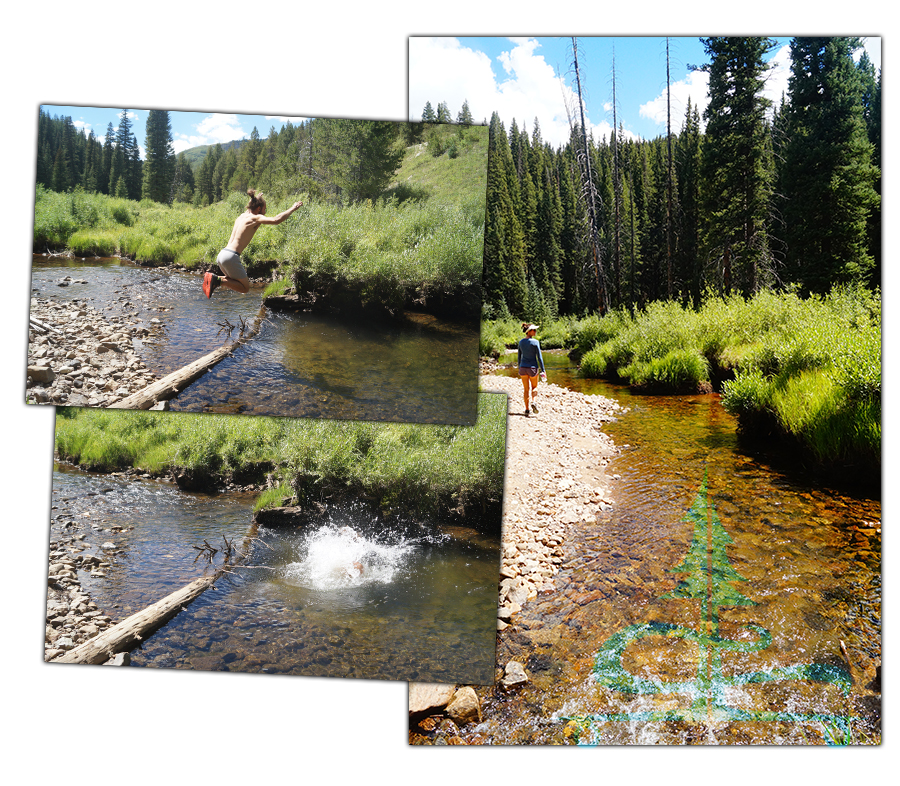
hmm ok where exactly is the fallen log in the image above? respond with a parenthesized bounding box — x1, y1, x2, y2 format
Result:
(52, 572, 224, 665)
(54, 525, 261, 666)
(109, 305, 266, 410)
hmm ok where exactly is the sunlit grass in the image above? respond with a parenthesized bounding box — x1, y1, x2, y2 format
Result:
(54, 393, 507, 521)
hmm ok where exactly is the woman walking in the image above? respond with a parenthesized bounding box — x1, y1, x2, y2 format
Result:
(517, 323, 546, 416)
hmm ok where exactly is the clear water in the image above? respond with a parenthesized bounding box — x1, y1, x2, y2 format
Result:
(421, 358, 881, 744)
(50, 464, 500, 683)
(31, 257, 479, 424)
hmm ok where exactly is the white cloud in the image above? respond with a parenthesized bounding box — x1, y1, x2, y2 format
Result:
(409, 36, 609, 147)
(860, 36, 881, 72)
(639, 68, 710, 133)
(638, 43, 792, 135)
(172, 113, 248, 154)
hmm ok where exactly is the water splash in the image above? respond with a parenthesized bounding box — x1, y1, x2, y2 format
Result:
(282, 524, 418, 590)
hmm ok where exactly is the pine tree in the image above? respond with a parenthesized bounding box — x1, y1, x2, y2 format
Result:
(51, 147, 71, 192)
(780, 37, 879, 293)
(421, 101, 437, 123)
(115, 110, 141, 199)
(664, 472, 755, 636)
(676, 100, 703, 308)
(483, 112, 527, 315)
(699, 37, 776, 297)
(456, 99, 474, 126)
(142, 110, 175, 203)
(436, 101, 452, 124)
(101, 123, 115, 195)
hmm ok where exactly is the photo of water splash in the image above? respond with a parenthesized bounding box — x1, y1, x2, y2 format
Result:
(47, 466, 501, 683)
(282, 525, 416, 591)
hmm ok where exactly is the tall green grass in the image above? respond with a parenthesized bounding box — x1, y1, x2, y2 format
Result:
(33, 186, 137, 251)
(482, 287, 880, 472)
(54, 393, 508, 522)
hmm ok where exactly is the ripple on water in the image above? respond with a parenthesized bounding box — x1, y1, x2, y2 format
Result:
(32, 258, 480, 424)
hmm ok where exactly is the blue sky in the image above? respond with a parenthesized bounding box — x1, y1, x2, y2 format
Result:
(408, 36, 882, 147)
(39, 105, 309, 157)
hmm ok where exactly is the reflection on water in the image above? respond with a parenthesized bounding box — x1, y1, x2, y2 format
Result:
(458, 364, 880, 744)
(31, 257, 478, 424)
(50, 465, 500, 683)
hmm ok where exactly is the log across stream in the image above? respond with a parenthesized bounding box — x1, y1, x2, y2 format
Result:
(47, 464, 501, 683)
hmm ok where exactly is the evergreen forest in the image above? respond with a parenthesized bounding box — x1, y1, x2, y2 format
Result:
(35, 109, 435, 209)
(438, 36, 880, 323)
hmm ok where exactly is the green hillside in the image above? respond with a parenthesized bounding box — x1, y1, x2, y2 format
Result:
(181, 138, 248, 170)
(388, 124, 488, 209)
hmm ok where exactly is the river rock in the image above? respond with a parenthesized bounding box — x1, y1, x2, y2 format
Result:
(27, 364, 55, 385)
(499, 660, 528, 690)
(26, 297, 161, 408)
(445, 687, 482, 725)
(409, 683, 456, 715)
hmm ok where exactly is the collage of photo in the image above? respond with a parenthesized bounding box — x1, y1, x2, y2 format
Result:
(23, 32, 881, 756)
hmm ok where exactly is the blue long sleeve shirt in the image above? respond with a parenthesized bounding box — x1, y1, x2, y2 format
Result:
(517, 336, 545, 373)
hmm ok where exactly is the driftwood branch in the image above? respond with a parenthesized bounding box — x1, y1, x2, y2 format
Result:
(29, 316, 63, 334)
(109, 305, 266, 410)
(53, 571, 224, 665)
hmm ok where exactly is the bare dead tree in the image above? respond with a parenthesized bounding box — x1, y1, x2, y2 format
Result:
(611, 46, 623, 306)
(666, 37, 675, 300)
(567, 37, 609, 315)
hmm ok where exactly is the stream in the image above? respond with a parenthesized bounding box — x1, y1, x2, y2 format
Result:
(446, 352, 881, 745)
(50, 463, 500, 683)
(31, 256, 479, 424)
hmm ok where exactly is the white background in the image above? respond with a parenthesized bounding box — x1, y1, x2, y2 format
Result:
(4, 3, 892, 781)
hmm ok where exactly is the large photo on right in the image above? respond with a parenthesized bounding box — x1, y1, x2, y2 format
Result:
(407, 36, 882, 745)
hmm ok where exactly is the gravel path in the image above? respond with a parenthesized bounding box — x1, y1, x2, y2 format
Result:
(478, 373, 623, 628)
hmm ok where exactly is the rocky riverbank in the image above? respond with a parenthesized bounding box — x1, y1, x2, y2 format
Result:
(409, 371, 624, 738)
(26, 295, 161, 408)
(44, 508, 126, 663)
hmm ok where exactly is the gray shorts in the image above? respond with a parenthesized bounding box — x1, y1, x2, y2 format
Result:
(216, 248, 248, 281)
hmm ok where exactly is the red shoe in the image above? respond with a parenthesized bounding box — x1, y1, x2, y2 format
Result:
(202, 272, 220, 298)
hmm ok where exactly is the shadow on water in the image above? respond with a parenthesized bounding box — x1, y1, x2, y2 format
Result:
(50, 464, 500, 683)
(32, 257, 479, 424)
(469, 358, 881, 744)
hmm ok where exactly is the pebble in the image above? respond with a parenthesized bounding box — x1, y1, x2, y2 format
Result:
(478, 373, 622, 621)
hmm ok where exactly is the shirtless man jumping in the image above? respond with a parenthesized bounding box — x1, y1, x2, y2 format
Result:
(203, 188, 303, 297)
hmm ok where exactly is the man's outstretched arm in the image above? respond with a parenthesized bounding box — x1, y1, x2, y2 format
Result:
(255, 201, 304, 225)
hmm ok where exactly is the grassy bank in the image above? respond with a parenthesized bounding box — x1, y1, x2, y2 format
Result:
(54, 392, 507, 527)
(481, 287, 881, 474)
(33, 127, 487, 317)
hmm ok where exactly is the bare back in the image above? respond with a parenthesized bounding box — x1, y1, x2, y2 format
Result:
(226, 211, 264, 254)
